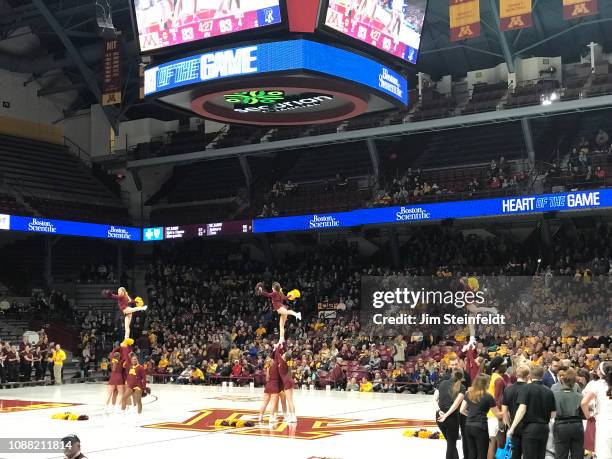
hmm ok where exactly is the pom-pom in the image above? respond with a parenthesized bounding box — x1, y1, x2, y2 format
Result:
(236, 420, 246, 428)
(221, 420, 230, 427)
(244, 421, 255, 427)
(467, 277, 479, 292)
(214, 419, 224, 427)
(254, 282, 264, 296)
(287, 289, 301, 300)
(134, 297, 144, 308)
(101, 289, 112, 298)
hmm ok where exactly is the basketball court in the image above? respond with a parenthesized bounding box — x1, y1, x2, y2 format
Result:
(1, 385, 447, 458)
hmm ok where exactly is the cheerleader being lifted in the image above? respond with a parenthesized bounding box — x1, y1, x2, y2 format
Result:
(255, 282, 301, 345)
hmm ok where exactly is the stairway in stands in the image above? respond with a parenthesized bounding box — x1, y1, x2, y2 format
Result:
(75, 284, 117, 316)
(0, 316, 29, 342)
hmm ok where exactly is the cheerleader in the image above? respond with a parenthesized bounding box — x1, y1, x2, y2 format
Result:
(275, 342, 297, 423)
(103, 287, 147, 346)
(259, 356, 287, 424)
(459, 277, 497, 346)
(104, 351, 125, 414)
(255, 282, 301, 345)
(123, 354, 148, 415)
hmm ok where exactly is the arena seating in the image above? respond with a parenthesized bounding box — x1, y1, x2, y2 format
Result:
(411, 122, 526, 170)
(0, 192, 27, 215)
(505, 79, 560, 108)
(462, 82, 508, 114)
(164, 158, 246, 203)
(0, 135, 128, 223)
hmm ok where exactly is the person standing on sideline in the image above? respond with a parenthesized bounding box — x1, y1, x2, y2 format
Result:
(52, 344, 66, 385)
(507, 365, 556, 459)
(552, 368, 584, 459)
(542, 357, 560, 388)
(502, 365, 530, 459)
(436, 370, 467, 459)
(581, 361, 611, 459)
(460, 374, 502, 459)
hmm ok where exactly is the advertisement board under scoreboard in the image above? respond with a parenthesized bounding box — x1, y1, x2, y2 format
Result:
(143, 220, 253, 242)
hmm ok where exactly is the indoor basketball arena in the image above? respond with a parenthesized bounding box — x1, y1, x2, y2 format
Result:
(0, 0, 611, 458)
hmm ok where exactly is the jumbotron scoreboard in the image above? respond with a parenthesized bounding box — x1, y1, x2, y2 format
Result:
(131, 0, 429, 125)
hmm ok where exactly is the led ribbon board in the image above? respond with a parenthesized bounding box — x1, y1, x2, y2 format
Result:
(252, 189, 610, 233)
(143, 39, 408, 105)
(0, 215, 141, 240)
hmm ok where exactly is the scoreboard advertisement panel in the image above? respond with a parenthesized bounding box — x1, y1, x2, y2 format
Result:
(322, 0, 428, 64)
(143, 220, 253, 242)
(133, 0, 282, 53)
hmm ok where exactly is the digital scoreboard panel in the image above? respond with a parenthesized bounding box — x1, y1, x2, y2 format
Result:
(143, 220, 253, 242)
(133, 0, 282, 53)
(322, 0, 428, 64)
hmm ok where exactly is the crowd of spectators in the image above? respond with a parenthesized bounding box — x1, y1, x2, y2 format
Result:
(54, 226, 607, 397)
(2, 224, 610, 403)
(371, 158, 531, 208)
(544, 128, 611, 192)
(78, 261, 118, 284)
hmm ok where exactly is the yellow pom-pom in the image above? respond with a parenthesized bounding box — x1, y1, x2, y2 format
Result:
(135, 297, 144, 307)
(467, 277, 479, 292)
(214, 419, 224, 427)
(439, 433, 445, 440)
(418, 430, 430, 439)
(287, 289, 301, 300)
(403, 429, 416, 437)
(68, 413, 79, 421)
(236, 420, 246, 428)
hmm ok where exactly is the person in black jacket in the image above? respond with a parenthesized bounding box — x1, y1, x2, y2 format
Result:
(436, 370, 466, 459)
(553, 368, 584, 459)
(507, 365, 556, 459)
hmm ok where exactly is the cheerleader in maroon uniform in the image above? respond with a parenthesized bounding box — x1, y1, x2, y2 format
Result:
(255, 282, 301, 345)
(104, 350, 125, 413)
(259, 356, 288, 424)
(275, 342, 297, 423)
(123, 354, 147, 414)
(103, 287, 147, 346)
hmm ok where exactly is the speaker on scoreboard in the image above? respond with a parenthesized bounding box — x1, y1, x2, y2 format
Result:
(95, 0, 117, 38)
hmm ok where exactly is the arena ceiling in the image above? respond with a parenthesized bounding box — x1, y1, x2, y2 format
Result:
(0, 0, 610, 128)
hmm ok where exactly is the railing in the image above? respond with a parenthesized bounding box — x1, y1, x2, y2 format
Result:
(63, 136, 92, 167)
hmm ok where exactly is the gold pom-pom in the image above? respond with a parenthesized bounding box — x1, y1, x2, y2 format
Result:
(236, 420, 245, 428)
(68, 414, 79, 421)
(418, 430, 430, 439)
(403, 429, 416, 437)
(214, 419, 224, 427)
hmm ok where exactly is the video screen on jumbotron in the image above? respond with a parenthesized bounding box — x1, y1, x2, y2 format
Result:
(133, 0, 282, 53)
(323, 0, 428, 64)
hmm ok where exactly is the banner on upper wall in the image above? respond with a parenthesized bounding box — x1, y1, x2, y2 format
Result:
(0, 214, 141, 241)
(102, 38, 122, 106)
(563, 0, 598, 19)
(499, 0, 532, 31)
(449, 0, 481, 42)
